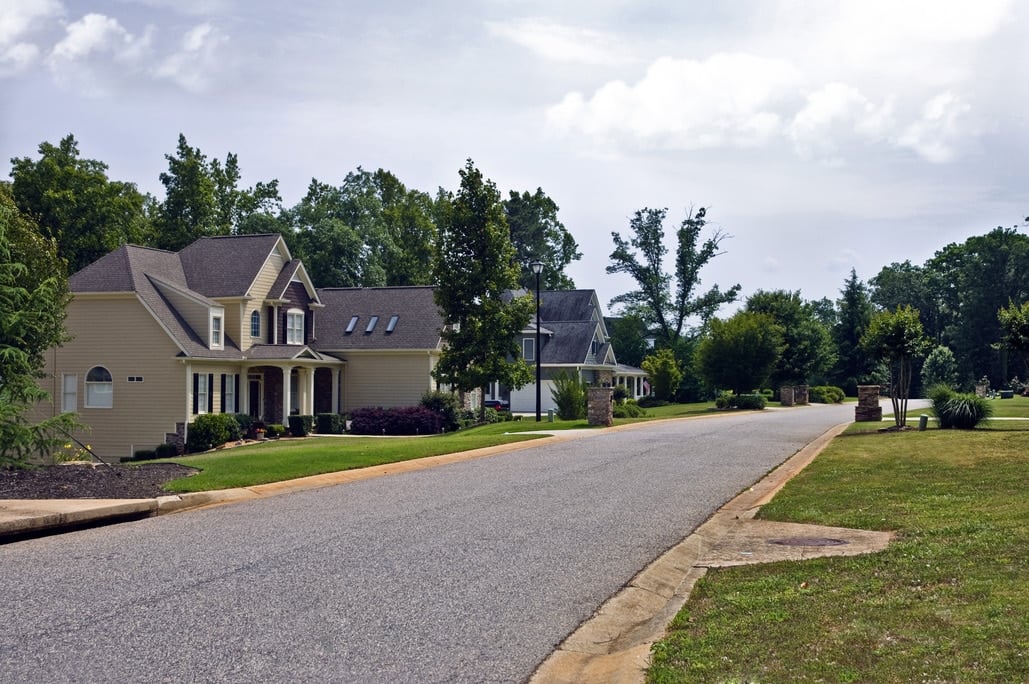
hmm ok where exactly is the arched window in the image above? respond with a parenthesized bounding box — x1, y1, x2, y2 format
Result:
(250, 310, 261, 338)
(85, 366, 113, 408)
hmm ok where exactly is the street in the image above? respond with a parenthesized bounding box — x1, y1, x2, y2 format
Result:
(1, 405, 853, 683)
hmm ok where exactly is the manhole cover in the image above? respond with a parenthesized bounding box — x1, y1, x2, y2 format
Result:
(767, 537, 849, 547)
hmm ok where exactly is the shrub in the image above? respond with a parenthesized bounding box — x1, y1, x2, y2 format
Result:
(230, 413, 254, 438)
(638, 396, 669, 408)
(731, 393, 767, 410)
(265, 423, 286, 438)
(612, 400, 646, 418)
(316, 413, 345, 434)
(123, 449, 156, 462)
(154, 442, 179, 459)
(288, 415, 315, 437)
(420, 390, 463, 432)
(715, 390, 733, 409)
(931, 386, 993, 429)
(612, 385, 630, 404)
(551, 371, 588, 420)
(349, 406, 444, 435)
(187, 413, 240, 452)
(809, 385, 846, 404)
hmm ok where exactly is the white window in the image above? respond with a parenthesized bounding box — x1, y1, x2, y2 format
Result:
(523, 337, 535, 362)
(286, 309, 304, 345)
(85, 366, 113, 408)
(250, 311, 261, 338)
(62, 374, 77, 413)
(211, 314, 223, 348)
(197, 373, 209, 414)
(224, 374, 237, 413)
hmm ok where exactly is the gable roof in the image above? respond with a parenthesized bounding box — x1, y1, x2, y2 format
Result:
(67, 235, 303, 359)
(314, 287, 443, 351)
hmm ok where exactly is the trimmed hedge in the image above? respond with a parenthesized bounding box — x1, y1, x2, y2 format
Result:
(349, 406, 444, 435)
(187, 413, 241, 452)
(809, 385, 846, 404)
(316, 413, 345, 434)
(288, 415, 315, 437)
(731, 393, 767, 410)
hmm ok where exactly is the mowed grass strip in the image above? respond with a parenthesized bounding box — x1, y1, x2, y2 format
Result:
(158, 430, 544, 492)
(648, 429, 1029, 684)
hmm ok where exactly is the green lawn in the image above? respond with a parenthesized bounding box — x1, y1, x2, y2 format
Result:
(647, 428, 1029, 683)
(158, 429, 545, 492)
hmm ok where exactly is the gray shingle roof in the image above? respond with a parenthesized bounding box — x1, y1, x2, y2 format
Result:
(178, 234, 285, 297)
(314, 287, 443, 351)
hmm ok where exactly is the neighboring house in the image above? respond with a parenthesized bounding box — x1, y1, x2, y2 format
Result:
(504, 290, 648, 413)
(313, 286, 445, 412)
(37, 234, 344, 459)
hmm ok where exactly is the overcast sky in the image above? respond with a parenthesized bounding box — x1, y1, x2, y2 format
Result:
(2, 0, 1027, 315)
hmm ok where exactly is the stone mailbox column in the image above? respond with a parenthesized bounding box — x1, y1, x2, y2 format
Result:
(780, 385, 795, 406)
(794, 385, 809, 405)
(588, 386, 614, 427)
(855, 384, 883, 422)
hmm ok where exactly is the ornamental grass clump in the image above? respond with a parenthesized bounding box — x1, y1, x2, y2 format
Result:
(930, 385, 993, 429)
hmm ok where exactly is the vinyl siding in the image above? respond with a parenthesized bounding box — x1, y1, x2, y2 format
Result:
(241, 251, 287, 351)
(38, 295, 188, 459)
(340, 351, 438, 411)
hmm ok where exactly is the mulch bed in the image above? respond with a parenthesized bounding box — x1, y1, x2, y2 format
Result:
(0, 462, 198, 500)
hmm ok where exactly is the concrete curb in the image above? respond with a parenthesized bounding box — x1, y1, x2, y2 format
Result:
(529, 421, 853, 684)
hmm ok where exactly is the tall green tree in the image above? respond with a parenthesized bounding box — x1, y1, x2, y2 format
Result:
(640, 348, 683, 401)
(0, 184, 77, 464)
(997, 300, 1029, 379)
(607, 206, 739, 347)
(504, 188, 581, 290)
(694, 311, 785, 395)
(745, 290, 835, 388)
(869, 260, 943, 343)
(432, 161, 533, 418)
(287, 179, 373, 287)
(9, 135, 151, 273)
(861, 305, 930, 428)
(154, 134, 281, 251)
(607, 314, 651, 368)
(831, 269, 874, 395)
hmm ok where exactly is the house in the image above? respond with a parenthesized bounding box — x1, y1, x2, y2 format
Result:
(502, 290, 648, 413)
(312, 286, 445, 412)
(37, 234, 345, 459)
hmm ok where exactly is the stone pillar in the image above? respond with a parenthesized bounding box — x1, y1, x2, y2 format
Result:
(780, 385, 795, 406)
(588, 386, 614, 427)
(794, 385, 809, 406)
(855, 384, 883, 422)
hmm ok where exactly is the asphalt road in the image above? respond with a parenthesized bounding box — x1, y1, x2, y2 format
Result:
(0, 404, 854, 683)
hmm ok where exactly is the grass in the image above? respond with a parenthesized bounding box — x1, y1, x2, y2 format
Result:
(158, 428, 546, 492)
(647, 429, 1029, 683)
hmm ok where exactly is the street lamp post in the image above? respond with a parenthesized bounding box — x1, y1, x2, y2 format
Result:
(530, 261, 543, 422)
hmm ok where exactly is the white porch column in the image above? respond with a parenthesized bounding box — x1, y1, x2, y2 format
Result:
(281, 366, 291, 423)
(331, 369, 340, 413)
(305, 367, 315, 415)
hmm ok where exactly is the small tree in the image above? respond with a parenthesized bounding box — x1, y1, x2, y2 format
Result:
(693, 311, 784, 395)
(997, 300, 1029, 378)
(640, 348, 684, 401)
(861, 305, 930, 428)
(921, 345, 959, 392)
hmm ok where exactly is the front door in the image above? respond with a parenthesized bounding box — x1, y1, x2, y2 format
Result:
(248, 374, 262, 418)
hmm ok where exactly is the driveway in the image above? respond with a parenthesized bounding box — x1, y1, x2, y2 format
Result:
(0, 404, 853, 683)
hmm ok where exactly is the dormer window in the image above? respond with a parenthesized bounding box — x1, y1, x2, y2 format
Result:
(211, 314, 224, 349)
(250, 311, 261, 338)
(286, 309, 304, 345)
(345, 315, 359, 333)
(365, 316, 379, 333)
(523, 337, 535, 362)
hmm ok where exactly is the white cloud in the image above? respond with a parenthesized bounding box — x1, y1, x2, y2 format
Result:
(789, 83, 894, 164)
(897, 92, 972, 163)
(0, 0, 62, 75)
(50, 13, 149, 63)
(155, 23, 229, 93)
(547, 53, 801, 151)
(485, 18, 630, 66)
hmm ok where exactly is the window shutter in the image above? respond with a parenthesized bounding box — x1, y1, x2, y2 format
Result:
(207, 374, 214, 413)
(192, 373, 199, 414)
(220, 374, 226, 413)
(234, 374, 240, 410)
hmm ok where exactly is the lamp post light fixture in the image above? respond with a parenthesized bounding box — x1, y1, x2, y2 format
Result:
(530, 260, 543, 422)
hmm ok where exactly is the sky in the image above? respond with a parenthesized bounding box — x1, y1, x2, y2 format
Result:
(2, 0, 1028, 318)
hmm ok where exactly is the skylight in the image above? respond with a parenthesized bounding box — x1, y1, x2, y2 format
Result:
(345, 315, 359, 333)
(386, 315, 399, 333)
(365, 315, 379, 333)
